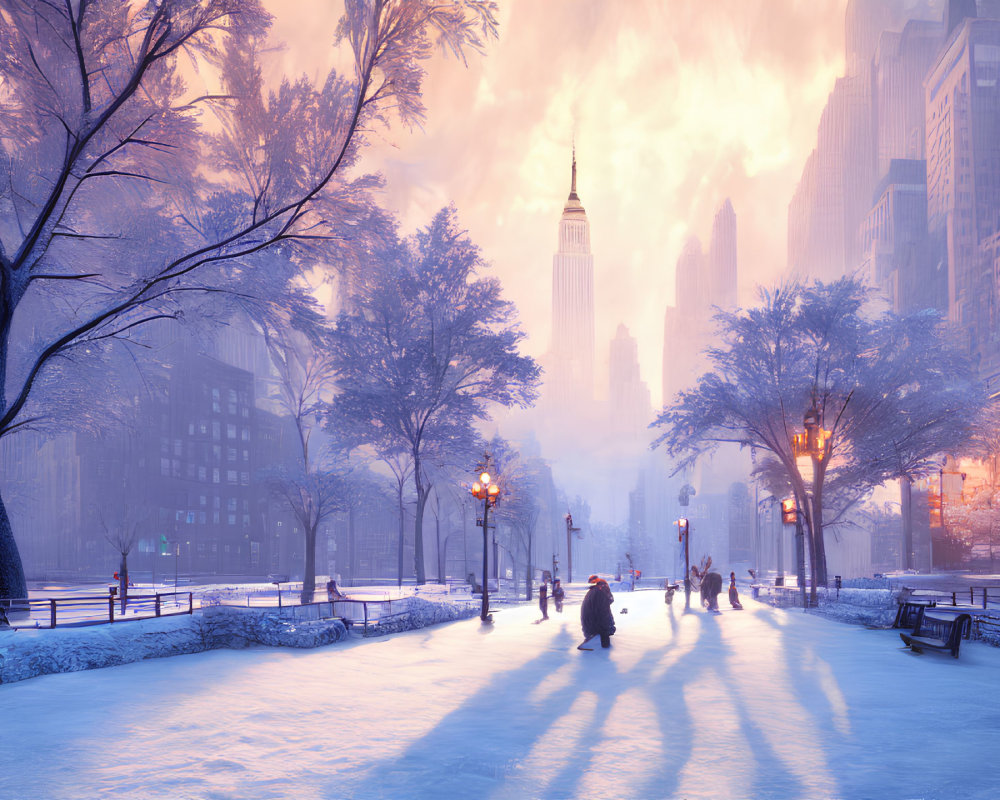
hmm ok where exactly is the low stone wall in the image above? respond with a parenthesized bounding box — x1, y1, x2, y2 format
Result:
(0, 595, 484, 685)
(365, 595, 480, 635)
(0, 605, 348, 685)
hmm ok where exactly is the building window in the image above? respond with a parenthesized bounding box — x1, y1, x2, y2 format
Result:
(227, 469, 238, 484)
(212, 468, 220, 484)
(227, 424, 237, 440)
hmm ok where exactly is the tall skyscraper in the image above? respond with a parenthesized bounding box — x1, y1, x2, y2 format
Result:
(708, 198, 738, 310)
(608, 324, 652, 441)
(549, 150, 596, 406)
(925, 12, 1000, 371)
(873, 19, 945, 177)
(860, 159, 941, 312)
(662, 200, 740, 407)
(789, 1, 945, 283)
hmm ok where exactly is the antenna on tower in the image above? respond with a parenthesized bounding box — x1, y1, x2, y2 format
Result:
(570, 131, 579, 200)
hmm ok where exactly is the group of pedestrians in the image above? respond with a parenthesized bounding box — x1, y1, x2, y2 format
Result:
(537, 567, 745, 650)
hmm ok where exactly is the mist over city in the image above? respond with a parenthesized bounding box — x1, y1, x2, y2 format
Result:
(4, 2, 1000, 797)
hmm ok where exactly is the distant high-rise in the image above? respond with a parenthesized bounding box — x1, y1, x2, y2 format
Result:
(787, 74, 874, 280)
(873, 19, 945, 177)
(675, 236, 706, 310)
(549, 150, 595, 406)
(662, 201, 740, 407)
(925, 13, 1000, 372)
(708, 199, 738, 310)
(860, 159, 940, 312)
(608, 324, 652, 441)
(790, 1, 945, 282)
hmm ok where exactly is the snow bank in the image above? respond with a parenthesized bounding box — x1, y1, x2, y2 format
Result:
(754, 584, 900, 628)
(367, 595, 481, 635)
(0, 593, 483, 685)
(0, 606, 348, 685)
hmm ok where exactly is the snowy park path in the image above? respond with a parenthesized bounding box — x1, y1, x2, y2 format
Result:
(2, 589, 1000, 799)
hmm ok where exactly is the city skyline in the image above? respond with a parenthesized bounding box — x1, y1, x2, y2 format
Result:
(263, 0, 850, 410)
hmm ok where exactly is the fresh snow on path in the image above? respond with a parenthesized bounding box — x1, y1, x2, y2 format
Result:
(2, 589, 999, 800)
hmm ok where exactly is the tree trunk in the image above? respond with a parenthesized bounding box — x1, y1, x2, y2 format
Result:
(0, 489, 27, 601)
(901, 477, 913, 571)
(412, 458, 428, 584)
(397, 487, 405, 589)
(810, 457, 828, 590)
(301, 522, 317, 604)
(119, 554, 128, 615)
(435, 512, 442, 583)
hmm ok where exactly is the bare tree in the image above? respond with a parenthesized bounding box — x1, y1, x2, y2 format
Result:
(0, 0, 499, 600)
(101, 505, 144, 614)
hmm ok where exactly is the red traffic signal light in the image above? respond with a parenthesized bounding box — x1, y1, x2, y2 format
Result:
(781, 498, 797, 525)
(677, 518, 689, 541)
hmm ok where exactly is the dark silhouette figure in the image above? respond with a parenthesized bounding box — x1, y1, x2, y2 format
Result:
(581, 575, 615, 647)
(552, 579, 565, 613)
(539, 581, 549, 620)
(729, 572, 743, 610)
(327, 579, 346, 601)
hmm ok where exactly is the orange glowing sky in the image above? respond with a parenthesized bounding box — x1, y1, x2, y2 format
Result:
(262, 0, 849, 409)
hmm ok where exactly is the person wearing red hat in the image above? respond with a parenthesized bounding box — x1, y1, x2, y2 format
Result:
(580, 575, 615, 648)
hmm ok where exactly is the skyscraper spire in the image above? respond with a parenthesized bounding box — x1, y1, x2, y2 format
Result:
(564, 146, 584, 213)
(570, 146, 578, 200)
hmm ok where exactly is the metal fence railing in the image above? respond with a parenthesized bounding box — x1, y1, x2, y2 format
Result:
(1, 592, 194, 629)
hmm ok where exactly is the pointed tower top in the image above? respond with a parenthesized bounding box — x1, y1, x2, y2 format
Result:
(570, 147, 579, 200)
(563, 147, 584, 214)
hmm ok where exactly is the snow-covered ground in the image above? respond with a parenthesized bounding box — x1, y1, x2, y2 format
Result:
(2, 589, 998, 800)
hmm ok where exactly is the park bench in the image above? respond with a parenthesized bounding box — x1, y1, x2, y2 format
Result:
(892, 599, 935, 629)
(899, 609, 972, 658)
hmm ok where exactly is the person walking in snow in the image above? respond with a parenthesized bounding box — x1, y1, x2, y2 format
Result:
(538, 579, 550, 621)
(729, 572, 743, 610)
(552, 578, 565, 613)
(581, 574, 615, 648)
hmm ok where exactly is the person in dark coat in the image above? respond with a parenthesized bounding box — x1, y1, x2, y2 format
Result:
(729, 572, 743, 610)
(538, 580, 549, 620)
(581, 575, 615, 648)
(327, 579, 346, 601)
(552, 578, 565, 613)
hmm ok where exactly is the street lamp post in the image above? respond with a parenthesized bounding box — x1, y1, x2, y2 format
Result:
(565, 512, 581, 584)
(677, 518, 690, 611)
(792, 399, 831, 605)
(470, 459, 500, 624)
